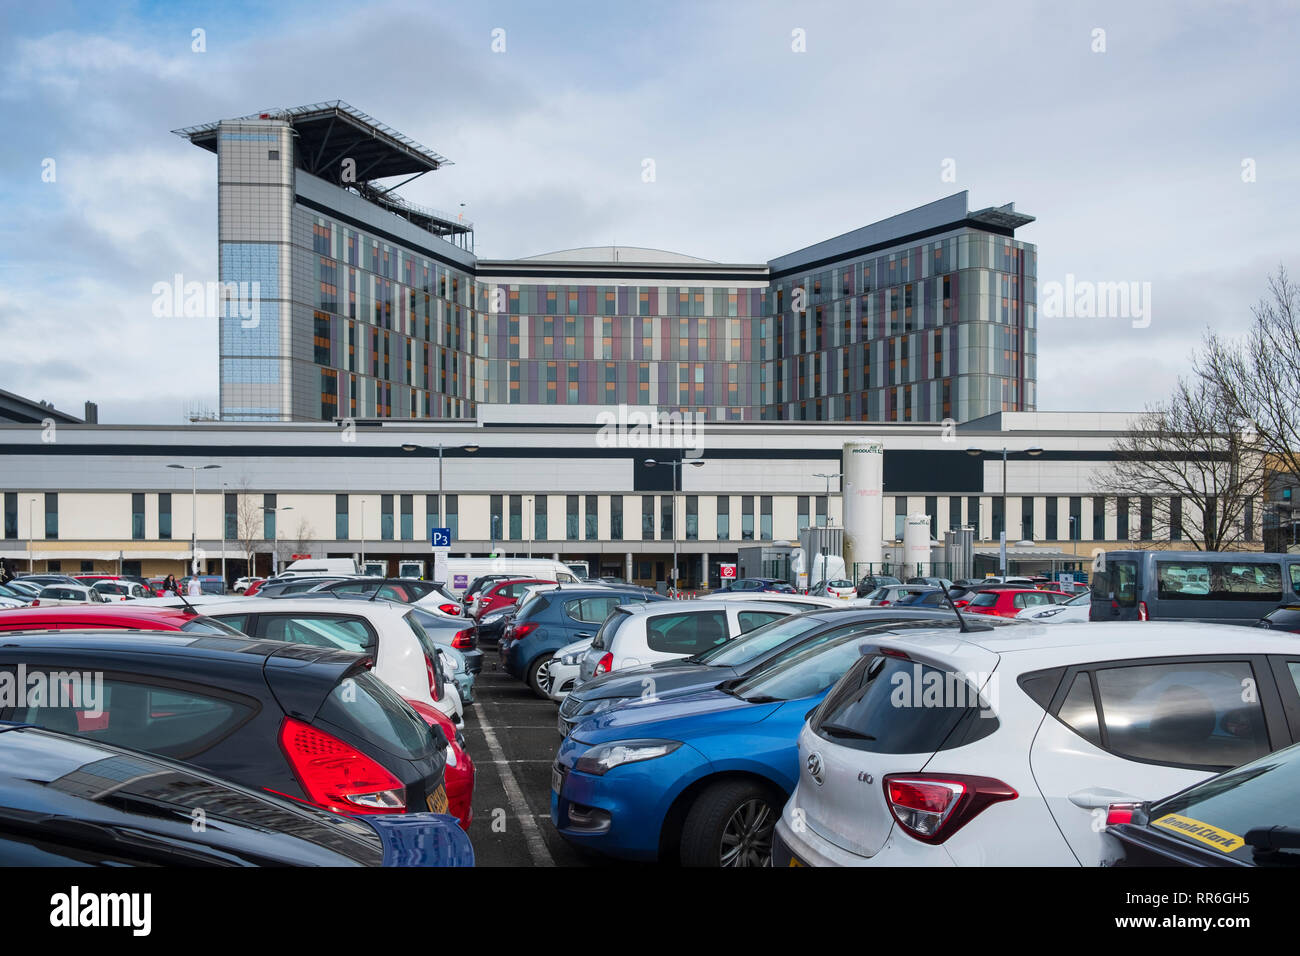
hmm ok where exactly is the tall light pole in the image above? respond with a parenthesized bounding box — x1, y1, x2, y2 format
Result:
(262, 504, 293, 575)
(27, 498, 35, 573)
(965, 446, 1043, 577)
(645, 457, 705, 592)
(525, 494, 534, 559)
(220, 480, 228, 588)
(399, 441, 480, 530)
(812, 472, 843, 583)
(168, 463, 221, 576)
(359, 497, 366, 572)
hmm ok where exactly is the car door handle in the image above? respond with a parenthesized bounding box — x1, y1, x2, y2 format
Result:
(1067, 786, 1142, 810)
(574, 632, 593, 639)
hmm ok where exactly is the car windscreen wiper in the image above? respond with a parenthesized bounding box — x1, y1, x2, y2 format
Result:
(818, 721, 876, 740)
(738, 694, 782, 704)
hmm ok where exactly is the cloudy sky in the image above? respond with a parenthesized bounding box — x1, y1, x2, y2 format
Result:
(1, 0, 1296, 423)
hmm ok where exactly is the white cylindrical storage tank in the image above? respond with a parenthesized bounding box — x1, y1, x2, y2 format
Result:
(904, 513, 930, 578)
(842, 440, 883, 576)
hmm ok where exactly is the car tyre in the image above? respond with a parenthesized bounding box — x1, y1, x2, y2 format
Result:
(680, 779, 779, 867)
(527, 655, 555, 699)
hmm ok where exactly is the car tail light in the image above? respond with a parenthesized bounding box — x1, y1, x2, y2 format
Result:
(425, 655, 442, 702)
(277, 717, 406, 814)
(512, 622, 538, 640)
(438, 602, 461, 616)
(30, 600, 39, 607)
(878, 600, 890, 607)
(1105, 802, 1142, 826)
(1138, 601, 1148, 621)
(593, 652, 613, 676)
(452, 628, 474, 650)
(883, 773, 1017, 844)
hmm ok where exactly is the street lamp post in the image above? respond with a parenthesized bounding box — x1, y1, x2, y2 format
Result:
(220, 481, 228, 588)
(965, 446, 1043, 577)
(525, 494, 534, 559)
(27, 498, 35, 573)
(645, 458, 705, 592)
(812, 472, 843, 583)
(400, 441, 480, 531)
(359, 498, 366, 571)
(168, 463, 221, 576)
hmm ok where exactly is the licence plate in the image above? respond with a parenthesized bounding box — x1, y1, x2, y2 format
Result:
(788, 856, 806, 867)
(426, 784, 449, 814)
(558, 711, 569, 737)
(551, 765, 564, 795)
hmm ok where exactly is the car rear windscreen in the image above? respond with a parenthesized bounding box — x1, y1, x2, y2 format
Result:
(318, 670, 435, 760)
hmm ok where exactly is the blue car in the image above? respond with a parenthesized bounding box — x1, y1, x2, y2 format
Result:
(501, 586, 664, 697)
(552, 626, 887, 865)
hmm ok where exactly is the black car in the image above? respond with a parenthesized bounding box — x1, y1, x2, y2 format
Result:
(308, 577, 464, 616)
(0, 631, 450, 818)
(0, 723, 473, 866)
(855, 574, 902, 597)
(557, 606, 1012, 735)
(1107, 741, 1300, 867)
(14, 574, 80, 587)
(1258, 604, 1300, 634)
(714, 577, 790, 594)
(255, 575, 353, 597)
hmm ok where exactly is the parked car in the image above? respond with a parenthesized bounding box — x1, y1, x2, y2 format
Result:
(860, 585, 938, 607)
(772, 621, 1300, 867)
(548, 637, 596, 702)
(0, 723, 473, 866)
(558, 607, 1001, 737)
(575, 600, 801, 689)
(809, 579, 858, 600)
(1257, 604, 1300, 633)
(14, 574, 80, 587)
(90, 579, 154, 601)
(0, 584, 33, 608)
(697, 592, 842, 612)
(0, 631, 452, 819)
(965, 587, 1069, 618)
(307, 577, 464, 617)
(242, 578, 268, 596)
(233, 576, 259, 593)
(1017, 589, 1092, 623)
(502, 586, 667, 697)
(553, 616, 994, 865)
(1105, 741, 1300, 867)
(404, 697, 475, 830)
(0, 604, 247, 635)
(251, 575, 352, 598)
(2, 580, 42, 599)
(31, 584, 108, 607)
(476, 605, 515, 645)
(202, 597, 466, 726)
(891, 590, 954, 609)
(179, 574, 226, 595)
(1091, 549, 1300, 624)
(855, 574, 902, 598)
(470, 577, 552, 620)
(713, 577, 791, 594)
(907, 576, 955, 590)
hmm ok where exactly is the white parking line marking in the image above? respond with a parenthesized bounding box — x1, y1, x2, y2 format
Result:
(475, 703, 555, 867)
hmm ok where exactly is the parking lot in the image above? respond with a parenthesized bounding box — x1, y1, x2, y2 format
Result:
(462, 659, 594, 867)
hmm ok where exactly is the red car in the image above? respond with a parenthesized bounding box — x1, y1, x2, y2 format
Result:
(963, 588, 1069, 618)
(0, 605, 246, 634)
(242, 578, 267, 596)
(406, 699, 475, 829)
(471, 578, 551, 621)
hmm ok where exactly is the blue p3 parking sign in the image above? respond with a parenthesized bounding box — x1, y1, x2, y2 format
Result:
(430, 527, 451, 549)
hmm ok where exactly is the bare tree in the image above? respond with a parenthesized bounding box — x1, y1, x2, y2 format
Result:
(233, 479, 264, 577)
(1199, 267, 1300, 490)
(293, 518, 315, 559)
(1096, 376, 1265, 551)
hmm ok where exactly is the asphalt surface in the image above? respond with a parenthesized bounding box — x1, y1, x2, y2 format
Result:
(461, 652, 595, 867)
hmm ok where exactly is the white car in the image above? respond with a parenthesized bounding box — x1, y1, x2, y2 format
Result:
(810, 579, 859, 600)
(700, 592, 844, 611)
(547, 636, 595, 702)
(90, 580, 153, 601)
(774, 621, 1300, 867)
(232, 576, 257, 593)
(1016, 589, 1091, 623)
(201, 597, 464, 727)
(32, 584, 108, 607)
(575, 599, 803, 686)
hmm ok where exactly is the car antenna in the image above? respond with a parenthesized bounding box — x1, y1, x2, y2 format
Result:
(176, 590, 199, 615)
(941, 584, 972, 633)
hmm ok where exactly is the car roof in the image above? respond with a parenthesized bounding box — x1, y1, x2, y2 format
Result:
(0, 629, 362, 666)
(0, 605, 201, 627)
(882, 620, 1300, 672)
(204, 597, 412, 620)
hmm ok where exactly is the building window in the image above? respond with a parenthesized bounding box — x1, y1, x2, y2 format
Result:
(263, 494, 276, 540)
(966, 496, 980, 536)
(991, 497, 1004, 541)
(159, 493, 172, 541)
(131, 493, 146, 541)
(742, 497, 755, 540)
(585, 495, 598, 540)
(1021, 497, 1034, 541)
(950, 496, 964, 530)
(1070, 496, 1082, 541)
(43, 493, 59, 540)
(1169, 497, 1182, 541)
(797, 496, 810, 533)
(760, 496, 772, 539)
(509, 495, 522, 541)
(1117, 496, 1130, 540)
(336, 494, 349, 540)
(534, 496, 547, 540)
(894, 497, 906, 540)
(381, 494, 394, 540)
(489, 495, 503, 544)
(1045, 497, 1058, 541)
(816, 495, 827, 527)
(3, 493, 15, 540)
(642, 496, 655, 540)
(1093, 496, 1106, 540)
(1140, 496, 1153, 540)
(925, 496, 938, 540)
(609, 496, 621, 539)
(717, 496, 730, 541)
(567, 496, 580, 540)
(446, 495, 459, 540)
(661, 496, 673, 538)
(401, 494, 414, 541)
(686, 496, 698, 540)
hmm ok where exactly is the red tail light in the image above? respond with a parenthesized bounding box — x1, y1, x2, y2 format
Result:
(30, 600, 39, 607)
(1105, 803, 1141, 826)
(512, 622, 538, 640)
(452, 628, 474, 650)
(593, 652, 613, 677)
(878, 600, 891, 607)
(425, 655, 442, 702)
(883, 773, 1017, 844)
(277, 717, 406, 814)
(1138, 600, 1149, 621)
(438, 603, 461, 616)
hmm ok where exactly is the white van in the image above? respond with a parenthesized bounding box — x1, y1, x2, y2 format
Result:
(442, 557, 581, 596)
(277, 557, 360, 578)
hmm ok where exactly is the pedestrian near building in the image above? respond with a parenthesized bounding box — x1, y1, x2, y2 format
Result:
(0, 558, 13, 586)
(187, 576, 203, 597)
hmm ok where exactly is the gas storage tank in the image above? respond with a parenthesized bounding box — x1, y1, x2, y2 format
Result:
(842, 441, 883, 574)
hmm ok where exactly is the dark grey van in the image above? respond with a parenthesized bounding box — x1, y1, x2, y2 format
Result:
(1091, 550, 1300, 625)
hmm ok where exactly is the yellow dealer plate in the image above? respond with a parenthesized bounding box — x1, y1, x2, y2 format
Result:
(427, 784, 449, 814)
(1151, 813, 1244, 854)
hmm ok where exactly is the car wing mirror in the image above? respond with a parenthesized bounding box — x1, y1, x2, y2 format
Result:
(1068, 786, 1142, 810)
